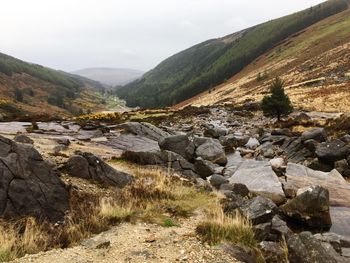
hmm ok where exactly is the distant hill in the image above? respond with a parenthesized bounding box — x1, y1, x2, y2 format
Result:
(71, 68, 144, 87)
(0, 53, 107, 120)
(116, 0, 349, 108)
(179, 5, 350, 113)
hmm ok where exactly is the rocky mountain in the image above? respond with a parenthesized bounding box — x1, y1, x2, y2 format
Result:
(0, 52, 107, 120)
(116, 0, 349, 108)
(71, 67, 144, 87)
(179, 1, 350, 113)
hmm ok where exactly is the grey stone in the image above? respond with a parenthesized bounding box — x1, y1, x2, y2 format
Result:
(209, 174, 228, 188)
(229, 160, 285, 204)
(288, 231, 346, 263)
(316, 139, 350, 164)
(194, 137, 227, 165)
(65, 152, 134, 188)
(204, 127, 227, 138)
(259, 241, 288, 263)
(0, 136, 69, 222)
(158, 134, 191, 159)
(245, 138, 260, 149)
(301, 128, 327, 142)
(194, 158, 219, 178)
(117, 122, 169, 141)
(239, 196, 277, 225)
(281, 185, 331, 228)
(13, 134, 34, 144)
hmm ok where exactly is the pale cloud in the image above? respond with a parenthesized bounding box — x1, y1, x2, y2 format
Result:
(0, 0, 325, 71)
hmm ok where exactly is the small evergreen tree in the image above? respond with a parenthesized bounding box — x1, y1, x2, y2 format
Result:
(261, 77, 293, 121)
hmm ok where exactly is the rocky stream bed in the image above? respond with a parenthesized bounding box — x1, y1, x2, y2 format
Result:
(1, 107, 350, 262)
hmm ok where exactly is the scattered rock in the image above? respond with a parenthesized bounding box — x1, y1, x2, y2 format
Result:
(65, 152, 134, 188)
(0, 136, 69, 221)
(301, 128, 327, 142)
(281, 185, 331, 228)
(288, 231, 346, 263)
(117, 122, 169, 141)
(13, 134, 34, 144)
(229, 160, 285, 204)
(239, 196, 277, 225)
(194, 137, 227, 165)
(203, 127, 227, 138)
(158, 134, 191, 159)
(194, 158, 219, 178)
(209, 174, 228, 188)
(316, 139, 350, 165)
(245, 138, 260, 149)
(259, 241, 288, 263)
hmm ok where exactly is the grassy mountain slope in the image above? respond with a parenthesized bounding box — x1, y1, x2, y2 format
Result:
(72, 68, 144, 87)
(178, 6, 350, 113)
(0, 53, 107, 120)
(116, 0, 348, 108)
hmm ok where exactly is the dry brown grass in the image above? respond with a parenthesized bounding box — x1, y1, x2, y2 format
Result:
(196, 205, 256, 248)
(0, 218, 50, 262)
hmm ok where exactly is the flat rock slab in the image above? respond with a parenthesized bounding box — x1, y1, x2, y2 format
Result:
(0, 122, 32, 134)
(102, 134, 160, 152)
(229, 160, 285, 204)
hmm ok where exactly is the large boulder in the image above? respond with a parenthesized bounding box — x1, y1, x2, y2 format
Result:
(316, 139, 350, 165)
(282, 137, 314, 163)
(0, 136, 69, 221)
(117, 122, 169, 141)
(301, 128, 327, 142)
(194, 137, 227, 165)
(238, 196, 278, 225)
(158, 134, 192, 160)
(286, 163, 345, 182)
(229, 160, 286, 204)
(288, 231, 347, 263)
(65, 152, 134, 188)
(281, 185, 331, 228)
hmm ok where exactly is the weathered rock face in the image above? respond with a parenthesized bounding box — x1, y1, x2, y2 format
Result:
(288, 231, 347, 263)
(229, 160, 286, 204)
(281, 185, 331, 228)
(194, 137, 227, 165)
(117, 122, 170, 141)
(316, 139, 350, 165)
(286, 163, 345, 182)
(282, 137, 314, 163)
(301, 128, 327, 143)
(158, 135, 192, 160)
(65, 152, 134, 188)
(0, 136, 69, 221)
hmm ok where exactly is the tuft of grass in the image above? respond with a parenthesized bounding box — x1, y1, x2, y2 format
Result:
(99, 198, 135, 223)
(196, 207, 257, 248)
(162, 218, 180, 228)
(0, 218, 49, 262)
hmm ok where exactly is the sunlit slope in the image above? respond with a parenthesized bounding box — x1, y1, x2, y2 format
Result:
(117, 0, 348, 108)
(180, 8, 350, 113)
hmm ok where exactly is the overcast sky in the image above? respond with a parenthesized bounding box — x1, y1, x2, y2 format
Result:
(0, 0, 325, 72)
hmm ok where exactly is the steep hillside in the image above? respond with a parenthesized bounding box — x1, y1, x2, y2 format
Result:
(179, 7, 350, 113)
(116, 0, 349, 108)
(72, 68, 144, 87)
(0, 53, 106, 120)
